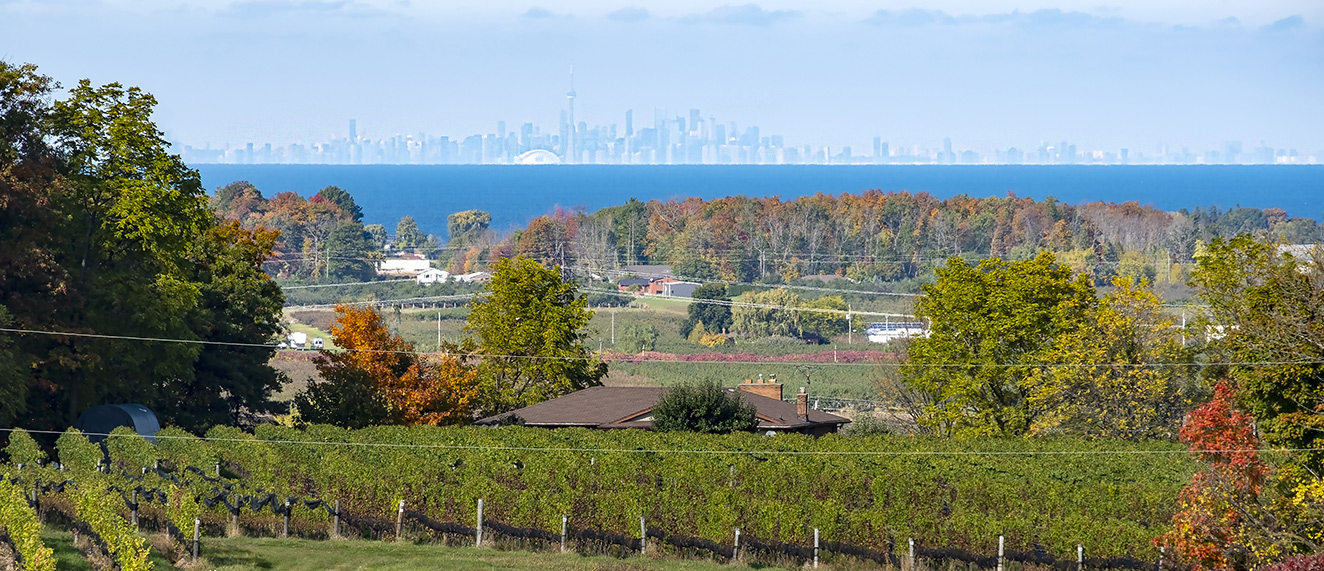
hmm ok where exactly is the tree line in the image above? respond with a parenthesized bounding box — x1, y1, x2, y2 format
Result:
(485, 193, 1321, 287)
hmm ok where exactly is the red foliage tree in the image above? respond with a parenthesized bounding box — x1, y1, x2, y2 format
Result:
(1158, 381, 1270, 571)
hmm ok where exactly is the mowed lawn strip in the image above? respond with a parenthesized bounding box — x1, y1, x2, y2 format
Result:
(43, 531, 795, 571)
(202, 537, 793, 571)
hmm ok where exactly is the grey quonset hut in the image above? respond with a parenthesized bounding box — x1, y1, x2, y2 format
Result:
(73, 404, 161, 444)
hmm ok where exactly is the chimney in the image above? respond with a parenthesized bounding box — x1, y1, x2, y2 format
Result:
(796, 387, 809, 419)
(738, 374, 783, 400)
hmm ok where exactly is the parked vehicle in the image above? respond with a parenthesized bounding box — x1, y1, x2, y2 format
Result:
(288, 331, 308, 350)
(312, 337, 324, 350)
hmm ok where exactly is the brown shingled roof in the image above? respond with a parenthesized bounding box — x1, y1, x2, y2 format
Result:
(475, 386, 849, 431)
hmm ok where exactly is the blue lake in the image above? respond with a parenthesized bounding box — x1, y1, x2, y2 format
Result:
(194, 164, 1324, 238)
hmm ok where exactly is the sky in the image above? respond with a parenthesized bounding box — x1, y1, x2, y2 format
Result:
(1, 0, 1320, 155)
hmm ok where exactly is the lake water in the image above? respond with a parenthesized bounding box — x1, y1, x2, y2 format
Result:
(193, 164, 1324, 238)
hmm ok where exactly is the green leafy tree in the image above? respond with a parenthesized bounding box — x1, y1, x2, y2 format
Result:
(680, 283, 732, 338)
(447, 209, 491, 243)
(364, 224, 387, 250)
(730, 289, 803, 338)
(314, 185, 362, 222)
(175, 221, 289, 432)
(0, 62, 290, 432)
(462, 256, 606, 415)
(1191, 236, 1324, 473)
(652, 380, 758, 434)
(396, 216, 423, 250)
(904, 252, 1096, 436)
(673, 258, 718, 281)
(799, 295, 849, 339)
(326, 222, 376, 280)
(49, 77, 211, 426)
(620, 323, 660, 353)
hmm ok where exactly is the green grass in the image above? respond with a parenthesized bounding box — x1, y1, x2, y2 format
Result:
(286, 323, 337, 350)
(41, 528, 794, 571)
(40, 529, 175, 571)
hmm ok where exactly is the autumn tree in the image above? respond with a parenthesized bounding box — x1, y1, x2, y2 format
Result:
(1156, 382, 1306, 570)
(462, 256, 606, 416)
(315, 185, 362, 222)
(903, 252, 1095, 436)
(295, 305, 478, 427)
(1029, 276, 1199, 439)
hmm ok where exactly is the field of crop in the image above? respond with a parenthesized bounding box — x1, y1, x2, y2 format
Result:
(25, 424, 1197, 562)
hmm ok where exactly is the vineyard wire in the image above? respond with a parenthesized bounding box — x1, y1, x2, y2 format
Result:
(1, 427, 1319, 457)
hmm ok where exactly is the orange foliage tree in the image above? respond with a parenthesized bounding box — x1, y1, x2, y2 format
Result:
(294, 305, 478, 427)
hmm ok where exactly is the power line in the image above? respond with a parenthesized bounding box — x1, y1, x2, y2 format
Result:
(281, 278, 417, 290)
(571, 265, 921, 298)
(1, 427, 1313, 457)
(1, 327, 1318, 369)
(586, 288, 917, 318)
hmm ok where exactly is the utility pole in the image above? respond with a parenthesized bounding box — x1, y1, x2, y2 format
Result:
(611, 311, 615, 345)
(437, 311, 442, 352)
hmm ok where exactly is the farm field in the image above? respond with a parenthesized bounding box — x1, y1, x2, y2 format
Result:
(23, 424, 1198, 561)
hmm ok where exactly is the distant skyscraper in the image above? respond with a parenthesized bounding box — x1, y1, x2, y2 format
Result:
(566, 66, 576, 163)
(625, 109, 633, 138)
(349, 119, 357, 141)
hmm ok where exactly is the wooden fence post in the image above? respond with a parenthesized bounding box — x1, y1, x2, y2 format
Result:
(332, 500, 340, 539)
(639, 515, 646, 554)
(560, 514, 567, 553)
(733, 528, 740, 563)
(1077, 544, 1084, 571)
(475, 499, 484, 547)
(813, 528, 819, 569)
(191, 518, 200, 563)
(130, 490, 138, 528)
(282, 500, 290, 538)
(1158, 546, 1165, 571)
(395, 500, 405, 542)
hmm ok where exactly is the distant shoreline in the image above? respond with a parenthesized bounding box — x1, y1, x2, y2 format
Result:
(195, 163, 1324, 239)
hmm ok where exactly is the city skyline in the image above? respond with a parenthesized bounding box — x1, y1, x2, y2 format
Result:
(3, 1, 1320, 155)
(179, 95, 1316, 166)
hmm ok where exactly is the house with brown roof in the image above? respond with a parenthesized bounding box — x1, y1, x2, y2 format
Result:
(475, 378, 849, 436)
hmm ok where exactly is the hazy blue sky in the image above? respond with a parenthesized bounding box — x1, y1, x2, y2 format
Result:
(2, 0, 1320, 154)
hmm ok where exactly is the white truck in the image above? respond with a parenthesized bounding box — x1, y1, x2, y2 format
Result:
(287, 331, 308, 350)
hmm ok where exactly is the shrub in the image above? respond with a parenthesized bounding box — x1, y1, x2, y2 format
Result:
(1264, 554, 1324, 571)
(71, 482, 154, 571)
(3, 428, 45, 465)
(0, 475, 55, 571)
(652, 380, 758, 434)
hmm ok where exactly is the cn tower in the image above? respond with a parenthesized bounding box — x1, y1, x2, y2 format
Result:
(566, 66, 576, 164)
